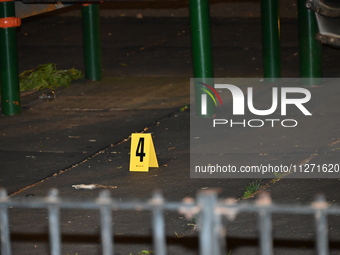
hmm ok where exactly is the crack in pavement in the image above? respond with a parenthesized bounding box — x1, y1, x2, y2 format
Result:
(242, 137, 340, 200)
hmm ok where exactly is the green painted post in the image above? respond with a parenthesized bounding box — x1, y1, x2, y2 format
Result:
(82, 4, 102, 81)
(189, 0, 215, 117)
(261, 0, 281, 79)
(297, 0, 322, 79)
(0, 0, 21, 116)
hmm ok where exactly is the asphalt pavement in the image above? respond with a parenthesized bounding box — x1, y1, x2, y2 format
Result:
(0, 2, 340, 255)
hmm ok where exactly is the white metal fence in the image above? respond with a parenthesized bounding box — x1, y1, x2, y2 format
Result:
(0, 188, 339, 255)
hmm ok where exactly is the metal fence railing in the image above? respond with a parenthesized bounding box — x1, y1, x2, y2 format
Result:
(1, 188, 339, 255)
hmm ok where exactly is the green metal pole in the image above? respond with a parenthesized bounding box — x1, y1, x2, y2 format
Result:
(298, 0, 322, 79)
(0, 0, 21, 116)
(261, 0, 281, 79)
(82, 4, 102, 81)
(189, 0, 215, 117)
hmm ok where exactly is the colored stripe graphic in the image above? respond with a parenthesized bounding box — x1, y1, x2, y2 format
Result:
(201, 88, 217, 106)
(197, 82, 223, 105)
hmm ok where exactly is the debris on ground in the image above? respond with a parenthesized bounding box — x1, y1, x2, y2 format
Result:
(72, 184, 117, 190)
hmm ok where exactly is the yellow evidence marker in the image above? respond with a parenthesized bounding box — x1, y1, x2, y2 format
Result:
(129, 133, 159, 172)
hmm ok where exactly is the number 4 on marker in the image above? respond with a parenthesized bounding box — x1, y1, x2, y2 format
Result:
(136, 138, 146, 162)
(129, 133, 159, 172)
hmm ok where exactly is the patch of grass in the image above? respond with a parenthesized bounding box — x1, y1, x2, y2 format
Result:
(139, 250, 153, 255)
(174, 231, 185, 238)
(129, 249, 153, 255)
(242, 180, 262, 198)
(174, 231, 180, 238)
(273, 171, 285, 179)
(19, 63, 83, 91)
(187, 217, 196, 226)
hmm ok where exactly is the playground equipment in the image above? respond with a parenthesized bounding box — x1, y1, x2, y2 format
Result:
(306, 0, 340, 47)
(0, 1, 103, 115)
(0, 0, 324, 116)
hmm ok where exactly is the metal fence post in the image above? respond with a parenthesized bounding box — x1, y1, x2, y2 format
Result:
(197, 190, 224, 255)
(189, 0, 215, 117)
(297, 0, 322, 79)
(82, 3, 102, 81)
(151, 191, 166, 255)
(257, 193, 273, 255)
(261, 0, 281, 79)
(0, 189, 11, 255)
(98, 190, 114, 255)
(314, 195, 329, 255)
(47, 189, 61, 255)
(0, 0, 21, 116)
